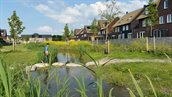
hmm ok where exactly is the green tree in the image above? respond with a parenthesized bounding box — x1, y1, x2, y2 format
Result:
(63, 24, 70, 40)
(23, 36, 29, 42)
(69, 30, 74, 39)
(100, 0, 121, 22)
(8, 10, 25, 50)
(91, 19, 99, 35)
(147, 0, 158, 36)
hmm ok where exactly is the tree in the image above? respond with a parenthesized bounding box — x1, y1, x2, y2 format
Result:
(63, 24, 70, 40)
(69, 30, 74, 39)
(91, 19, 99, 35)
(147, 0, 158, 36)
(23, 36, 29, 42)
(8, 10, 25, 50)
(100, 0, 121, 22)
(146, 0, 158, 52)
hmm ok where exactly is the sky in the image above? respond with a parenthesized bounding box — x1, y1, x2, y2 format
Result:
(0, 0, 148, 35)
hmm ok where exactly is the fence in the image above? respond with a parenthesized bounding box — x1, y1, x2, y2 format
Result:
(93, 37, 172, 45)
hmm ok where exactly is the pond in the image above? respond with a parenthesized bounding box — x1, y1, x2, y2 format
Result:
(32, 53, 129, 97)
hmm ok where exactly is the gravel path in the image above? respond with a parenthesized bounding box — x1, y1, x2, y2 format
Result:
(85, 58, 172, 66)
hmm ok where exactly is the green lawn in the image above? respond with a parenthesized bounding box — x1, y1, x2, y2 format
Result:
(94, 62, 172, 96)
(0, 44, 42, 66)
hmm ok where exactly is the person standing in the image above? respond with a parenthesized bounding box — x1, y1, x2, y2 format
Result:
(44, 43, 49, 63)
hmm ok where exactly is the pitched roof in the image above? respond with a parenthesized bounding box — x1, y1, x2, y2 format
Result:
(155, 0, 161, 7)
(137, 0, 161, 20)
(98, 20, 108, 30)
(113, 8, 144, 27)
(74, 29, 82, 35)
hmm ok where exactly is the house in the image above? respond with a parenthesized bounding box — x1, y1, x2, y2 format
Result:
(0, 29, 7, 40)
(81, 26, 93, 40)
(21, 33, 52, 42)
(106, 17, 120, 39)
(112, 8, 144, 39)
(74, 26, 100, 41)
(74, 29, 82, 40)
(133, 0, 172, 38)
(97, 20, 108, 40)
(153, 0, 172, 37)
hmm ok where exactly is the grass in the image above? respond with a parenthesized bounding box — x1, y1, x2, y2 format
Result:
(0, 44, 42, 66)
(0, 41, 172, 96)
(94, 62, 172, 96)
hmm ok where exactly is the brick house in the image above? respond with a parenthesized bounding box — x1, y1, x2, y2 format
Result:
(112, 9, 144, 39)
(133, 0, 172, 38)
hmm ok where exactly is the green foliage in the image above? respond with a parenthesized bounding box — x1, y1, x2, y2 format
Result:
(23, 36, 29, 41)
(75, 77, 87, 97)
(25, 43, 45, 50)
(129, 69, 144, 97)
(91, 19, 99, 35)
(0, 61, 13, 97)
(63, 24, 71, 40)
(8, 10, 25, 50)
(147, 0, 158, 26)
(52, 35, 62, 41)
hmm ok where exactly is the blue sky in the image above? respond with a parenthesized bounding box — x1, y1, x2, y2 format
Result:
(0, 0, 147, 35)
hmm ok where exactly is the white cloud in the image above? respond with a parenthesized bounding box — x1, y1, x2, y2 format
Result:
(117, 0, 147, 15)
(37, 26, 53, 33)
(34, 0, 147, 25)
(19, 0, 148, 34)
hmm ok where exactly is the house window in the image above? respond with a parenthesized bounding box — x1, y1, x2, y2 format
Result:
(118, 27, 120, 32)
(137, 31, 145, 38)
(84, 34, 87, 37)
(126, 25, 129, 30)
(159, 16, 164, 24)
(122, 26, 125, 31)
(122, 33, 125, 39)
(164, 0, 168, 9)
(142, 20, 146, 27)
(167, 14, 172, 23)
(115, 28, 118, 32)
(127, 33, 132, 39)
(145, 7, 149, 15)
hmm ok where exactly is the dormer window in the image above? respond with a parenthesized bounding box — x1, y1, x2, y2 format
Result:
(145, 7, 149, 15)
(164, 0, 168, 9)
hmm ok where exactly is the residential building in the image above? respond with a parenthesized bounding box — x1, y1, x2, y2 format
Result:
(74, 29, 82, 40)
(153, 0, 172, 37)
(0, 29, 7, 40)
(21, 33, 52, 42)
(133, 0, 172, 38)
(112, 9, 144, 39)
(97, 20, 108, 40)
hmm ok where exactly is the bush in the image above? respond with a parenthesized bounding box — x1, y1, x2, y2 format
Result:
(0, 42, 3, 48)
(25, 43, 45, 50)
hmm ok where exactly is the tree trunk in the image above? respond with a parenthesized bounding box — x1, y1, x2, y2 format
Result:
(13, 39, 15, 51)
(151, 26, 156, 52)
(146, 37, 149, 52)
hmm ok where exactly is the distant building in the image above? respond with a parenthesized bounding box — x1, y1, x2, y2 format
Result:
(0, 29, 7, 40)
(21, 33, 52, 42)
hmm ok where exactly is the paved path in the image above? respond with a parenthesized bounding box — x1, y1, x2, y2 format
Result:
(85, 57, 172, 66)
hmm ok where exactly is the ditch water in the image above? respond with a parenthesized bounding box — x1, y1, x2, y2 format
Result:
(32, 53, 129, 97)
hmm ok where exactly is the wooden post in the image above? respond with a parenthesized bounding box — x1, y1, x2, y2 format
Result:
(153, 36, 156, 52)
(12, 39, 15, 51)
(107, 40, 110, 53)
(146, 37, 149, 51)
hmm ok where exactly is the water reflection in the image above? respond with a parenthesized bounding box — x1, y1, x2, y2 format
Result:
(31, 53, 129, 97)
